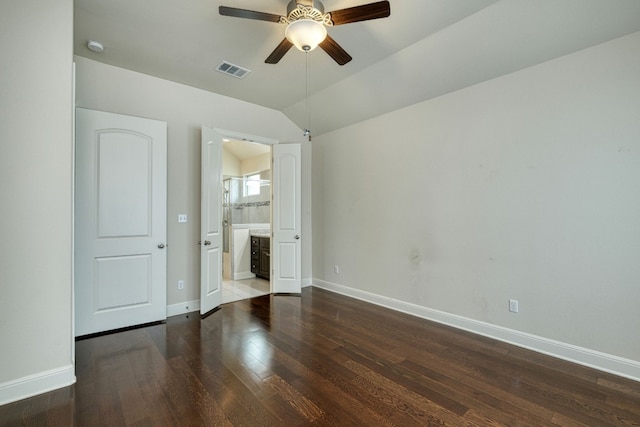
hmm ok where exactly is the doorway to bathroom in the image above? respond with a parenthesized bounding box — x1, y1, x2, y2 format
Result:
(221, 139, 271, 303)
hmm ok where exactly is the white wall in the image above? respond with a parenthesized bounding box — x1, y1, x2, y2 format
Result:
(74, 56, 312, 308)
(241, 152, 271, 176)
(313, 32, 640, 379)
(0, 0, 75, 404)
(223, 146, 241, 177)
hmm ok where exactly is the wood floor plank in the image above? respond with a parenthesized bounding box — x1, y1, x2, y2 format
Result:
(399, 358, 559, 426)
(183, 354, 282, 426)
(135, 378, 181, 426)
(265, 375, 324, 422)
(436, 343, 638, 426)
(1, 287, 640, 426)
(336, 344, 469, 416)
(344, 358, 475, 426)
(43, 388, 75, 427)
(253, 330, 393, 425)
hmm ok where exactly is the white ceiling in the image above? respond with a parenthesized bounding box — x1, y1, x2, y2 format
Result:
(224, 139, 270, 161)
(74, 0, 640, 135)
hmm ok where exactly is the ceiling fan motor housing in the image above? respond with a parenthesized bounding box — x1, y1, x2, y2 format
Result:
(285, 0, 332, 25)
(287, 0, 325, 17)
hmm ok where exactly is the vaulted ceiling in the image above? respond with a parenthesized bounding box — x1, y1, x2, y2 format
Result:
(74, 0, 640, 135)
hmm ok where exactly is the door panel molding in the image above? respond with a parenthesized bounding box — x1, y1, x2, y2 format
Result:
(272, 144, 302, 294)
(75, 108, 167, 336)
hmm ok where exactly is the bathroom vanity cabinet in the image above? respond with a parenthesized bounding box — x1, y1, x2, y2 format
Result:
(251, 236, 270, 280)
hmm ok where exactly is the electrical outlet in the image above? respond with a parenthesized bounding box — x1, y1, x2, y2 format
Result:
(178, 280, 184, 290)
(178, 214, 188, 223)
(509, 299, 519, 313)
(334, 265, 340, 274)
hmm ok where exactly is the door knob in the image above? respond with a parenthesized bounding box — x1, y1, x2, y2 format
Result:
(295, 235, 300, 240)
(204, 240, 212, 246)
(157, 243, 165, 249)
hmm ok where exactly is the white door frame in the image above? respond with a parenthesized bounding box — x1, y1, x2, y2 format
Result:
(209, 128, 278, 300)
(217, 129, 279, 147)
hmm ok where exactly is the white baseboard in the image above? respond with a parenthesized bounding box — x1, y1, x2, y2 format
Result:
(312, 279, 640, 383)
(0, 364, 75, 406)
(167, 277, 311, 316)
(166, 299, 201, 317)
(233, 271, 256, 280)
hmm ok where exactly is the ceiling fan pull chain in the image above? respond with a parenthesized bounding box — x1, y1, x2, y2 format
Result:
(305, 51, 312, 141)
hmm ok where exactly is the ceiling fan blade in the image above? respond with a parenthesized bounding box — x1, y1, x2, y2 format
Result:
(319, 35, 352, 66)
(328, 1, 390, 25)
(219, 6, 283, 23)
(265, 39, 294, 64)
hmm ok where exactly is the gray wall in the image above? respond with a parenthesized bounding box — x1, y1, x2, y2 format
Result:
(313, 32, 640, 373)
(74, 56, 312, 308)
(0, 0, 75, 401)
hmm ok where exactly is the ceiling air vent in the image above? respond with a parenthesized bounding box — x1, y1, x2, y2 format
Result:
(215, 61, 251, 79)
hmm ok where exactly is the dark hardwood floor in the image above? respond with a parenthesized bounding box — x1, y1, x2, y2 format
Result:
(2, 287, 640, 426)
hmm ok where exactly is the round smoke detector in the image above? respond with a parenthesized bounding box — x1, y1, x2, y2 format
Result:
(87, 40, 104, 53)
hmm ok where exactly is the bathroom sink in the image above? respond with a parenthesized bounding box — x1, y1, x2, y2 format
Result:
(249, 228, 270, 237)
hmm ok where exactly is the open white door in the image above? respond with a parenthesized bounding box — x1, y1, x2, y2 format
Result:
(200, 126, 223, 315)
(272, 143, 302, 294)
(75, 108, 167, 336)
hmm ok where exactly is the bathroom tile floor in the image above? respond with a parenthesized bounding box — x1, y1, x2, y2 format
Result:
(222, 277, 270, 304)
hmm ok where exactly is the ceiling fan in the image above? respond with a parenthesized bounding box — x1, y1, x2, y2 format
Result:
(219, 1, 391, 65)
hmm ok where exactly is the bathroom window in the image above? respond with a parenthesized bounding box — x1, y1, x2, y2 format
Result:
(244, 173, 261, 196)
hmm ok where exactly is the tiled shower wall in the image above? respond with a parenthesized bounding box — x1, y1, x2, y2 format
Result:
(227, 170, 271, 225)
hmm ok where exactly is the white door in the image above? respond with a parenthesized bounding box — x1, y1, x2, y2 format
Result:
(200, 126, 223, 315)
(272, 144, 302, 294)
(75, 108, 167, 336)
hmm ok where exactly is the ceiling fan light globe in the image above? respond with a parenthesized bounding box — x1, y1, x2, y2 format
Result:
(285, 19, 327, 52)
